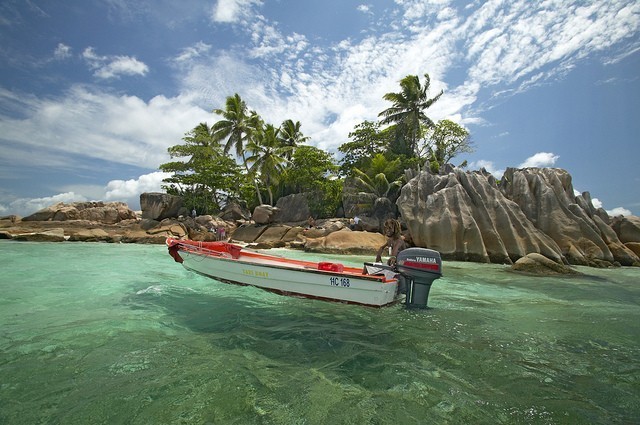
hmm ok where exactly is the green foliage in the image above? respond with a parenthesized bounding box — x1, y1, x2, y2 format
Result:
(308, 178, 343, 219)
(282, 145, 338, 193)
(338, 121, 390, 176)
(421, 119, 473, 173)
(159, 123, 242, 214)
(155, 78, 471, 219)
(279, 119, 309, 159)
(280, 145, 342, 218)
(245, 123, 292, 205)
(351, 167, 403, 200)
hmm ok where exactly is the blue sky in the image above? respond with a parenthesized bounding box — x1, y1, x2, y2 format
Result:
(0, 0, 638, 216)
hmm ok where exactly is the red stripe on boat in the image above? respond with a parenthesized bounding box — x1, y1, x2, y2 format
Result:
(402, 260, 440, 271)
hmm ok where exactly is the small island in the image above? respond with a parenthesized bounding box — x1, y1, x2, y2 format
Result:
(2, 75, 639, 272)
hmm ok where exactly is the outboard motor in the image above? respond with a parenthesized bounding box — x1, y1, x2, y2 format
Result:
(396, 248, 442, 309)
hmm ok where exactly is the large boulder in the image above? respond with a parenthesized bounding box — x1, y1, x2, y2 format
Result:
(610, 215, 640, 244)
(500, 168, 639, 266)
(274, 193, 310, 223)
(304, 229, 386, 255)
(397, 169, 565, 264)
(255, 225, 292, 247)
(252, 205, 279, 225)
(140, 192, 184, 220)
(219, 201, 251, 222)
(231, 224, 268, 243)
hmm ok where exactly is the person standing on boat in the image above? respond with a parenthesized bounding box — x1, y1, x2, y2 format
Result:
(375, 218, 407, 266)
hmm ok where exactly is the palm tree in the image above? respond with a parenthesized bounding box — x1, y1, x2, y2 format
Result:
(378, 73, 443, 157)
(279, 119, 309, 160)
(212, 93, 263, 203)
(245, 124, 292, 205)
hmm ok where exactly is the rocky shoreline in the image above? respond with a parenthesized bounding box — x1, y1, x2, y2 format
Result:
(2, 168, 640, 273)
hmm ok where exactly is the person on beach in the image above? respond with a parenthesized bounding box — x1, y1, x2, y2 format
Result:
(375, 218, 407, 266)
(306, 216, 316, 229)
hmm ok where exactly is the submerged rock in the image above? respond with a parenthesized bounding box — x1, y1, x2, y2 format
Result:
(511, 253, 582, 275)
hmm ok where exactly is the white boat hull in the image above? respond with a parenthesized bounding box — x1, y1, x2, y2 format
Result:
(169, 239, 400, 307)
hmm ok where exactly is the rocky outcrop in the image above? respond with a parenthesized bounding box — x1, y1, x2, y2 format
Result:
(500, 168, 638, 266)
(23, 202, 137, 224)
(140, 192, 185, 220)
(397, 167, 639, 267)
(397, 169, 565, 264)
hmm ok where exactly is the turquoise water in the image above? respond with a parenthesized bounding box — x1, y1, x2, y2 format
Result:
(0, 241, 638, 424)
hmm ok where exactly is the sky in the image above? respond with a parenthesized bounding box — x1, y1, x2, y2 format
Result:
(0, 0, 639, 217)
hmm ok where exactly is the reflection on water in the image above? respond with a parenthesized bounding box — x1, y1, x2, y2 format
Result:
(0, 241, 638, 424)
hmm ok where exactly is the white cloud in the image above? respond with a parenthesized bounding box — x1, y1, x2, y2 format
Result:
(518, 152, 559, 168)
(607, 206, 632, 217)
(105, 171, 172, 207)
(156, 0, 640, 155)
(53, 43, 72, 60)
(357, 4, 372, 15)
(82, 47, 149, 79)
(211, 0, 261, 23)
(174, 41, 212, 63)
(4, 192, 87, 217)
(94, 56, 149, 79)
(0, 172, 172, 217)
(0, 86, 211, 170)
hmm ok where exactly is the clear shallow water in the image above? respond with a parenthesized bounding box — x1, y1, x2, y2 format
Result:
(0, 241, 638, 425)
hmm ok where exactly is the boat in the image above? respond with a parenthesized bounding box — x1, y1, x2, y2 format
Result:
(166, 238, 442, 308)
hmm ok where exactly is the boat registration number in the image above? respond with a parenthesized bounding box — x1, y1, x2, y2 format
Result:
(329, 277, 350, 287)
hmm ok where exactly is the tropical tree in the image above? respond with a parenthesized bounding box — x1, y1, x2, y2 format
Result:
(422, 119, 473, 173)
(279, 145, 342, 218)
(245, 123, 292, 206)
(338, 120, 391, 176)
(160, 123, 242, 213)
(279, 119, 309, 160)
(378, 73, 443, 157)
(211, 93, 263, 202)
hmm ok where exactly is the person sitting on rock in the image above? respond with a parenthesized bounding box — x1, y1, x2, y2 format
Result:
(375, 218, 407, 266)
(306, 216, 316, 229)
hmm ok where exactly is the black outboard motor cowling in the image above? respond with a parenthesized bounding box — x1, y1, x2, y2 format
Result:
(396, 247, 442, 309)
